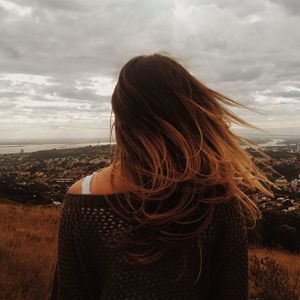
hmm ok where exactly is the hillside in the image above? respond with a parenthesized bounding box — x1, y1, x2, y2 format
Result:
(0, 201, 299, 299)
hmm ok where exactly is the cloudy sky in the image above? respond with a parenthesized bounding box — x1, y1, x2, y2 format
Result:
(0, 0, 299, 142)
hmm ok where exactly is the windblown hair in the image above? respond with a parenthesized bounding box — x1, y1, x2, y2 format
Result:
(104, 52, 279, 284)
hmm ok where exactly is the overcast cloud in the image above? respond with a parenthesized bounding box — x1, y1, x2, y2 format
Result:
(0, 0, 299, 141)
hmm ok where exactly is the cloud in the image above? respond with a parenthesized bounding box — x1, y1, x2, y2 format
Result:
(269, 0, 300, 16)
(218, 65, 265, 82)
(0, 0, 299, 140)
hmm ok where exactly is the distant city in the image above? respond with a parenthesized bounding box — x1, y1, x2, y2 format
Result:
(0, 135, 299, 215)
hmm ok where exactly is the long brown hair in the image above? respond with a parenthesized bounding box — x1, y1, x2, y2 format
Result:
(104, 52, 279, 284)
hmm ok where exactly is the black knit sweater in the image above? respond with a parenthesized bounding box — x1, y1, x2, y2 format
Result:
(49, 192, 249, 300)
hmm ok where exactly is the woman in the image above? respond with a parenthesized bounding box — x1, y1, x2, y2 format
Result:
(50, 53, 277, 299)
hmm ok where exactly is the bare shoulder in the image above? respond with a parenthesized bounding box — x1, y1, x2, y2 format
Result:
(67, 165, 121, 195)
(67, 177, 85, 195)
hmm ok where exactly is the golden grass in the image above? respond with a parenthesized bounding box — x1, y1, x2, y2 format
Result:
(249, 244, 300, 296)
(0, 201, 60, 300)
(0, 201, 299, 299)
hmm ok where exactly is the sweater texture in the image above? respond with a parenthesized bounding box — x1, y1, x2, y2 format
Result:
(49, 192, 249, 299)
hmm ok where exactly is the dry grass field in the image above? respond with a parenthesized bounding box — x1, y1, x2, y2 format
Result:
(0, 199, 299, 300)
(0, 200, 60, 300)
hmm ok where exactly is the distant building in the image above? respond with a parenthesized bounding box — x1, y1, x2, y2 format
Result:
(54, 178, 74, 183)
(291, 179, 298, 188)
(275, 176, 288, 187)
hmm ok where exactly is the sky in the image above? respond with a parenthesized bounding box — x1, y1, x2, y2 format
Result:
(0, 0, 299, 142)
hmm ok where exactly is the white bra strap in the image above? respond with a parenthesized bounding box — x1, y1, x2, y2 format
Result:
(82, 172, 97, 194)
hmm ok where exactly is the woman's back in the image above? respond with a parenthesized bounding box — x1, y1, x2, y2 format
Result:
(50, 53, 276, 299)
(50, 171, 249, 300)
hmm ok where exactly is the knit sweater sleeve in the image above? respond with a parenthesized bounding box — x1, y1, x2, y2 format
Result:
(209, 198, 249, 300)
(50, 199, 86, 300)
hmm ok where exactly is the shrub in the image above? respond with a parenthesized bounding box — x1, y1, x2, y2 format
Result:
(249, 254, 298, 300)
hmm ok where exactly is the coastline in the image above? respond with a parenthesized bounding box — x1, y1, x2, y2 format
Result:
(0, 141, 115, 154)
(0, 138, 286, 155)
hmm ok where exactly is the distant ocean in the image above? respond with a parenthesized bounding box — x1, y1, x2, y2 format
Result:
(256, 138, 286, 147)
(0, 138, 286, 155)
(0, 142, 114, 154)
